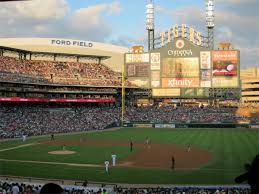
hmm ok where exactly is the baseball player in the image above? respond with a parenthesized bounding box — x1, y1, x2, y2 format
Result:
(130, 140, 133, 152)
(187, 144, 191, 152)
(104, 160, 109, 173)
(171, 156, 175, 170)
(22, 135, 27, 142)
(145, 137, 149, 148)
(111, 153, 117, 167)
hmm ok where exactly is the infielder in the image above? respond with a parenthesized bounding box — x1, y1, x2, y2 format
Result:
(22, 135, 27, 142)
(187, 144, 191, 152)
(111, 153, 117, 167)
(104, 160, 109, 173)
(145, 137, 149, 148)
(146, 137, 151, 149)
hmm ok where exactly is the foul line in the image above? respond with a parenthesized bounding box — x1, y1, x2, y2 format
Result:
(0, 158, 102, 168)
(0, 158, 241, 173)
(0, 143, 39, 152)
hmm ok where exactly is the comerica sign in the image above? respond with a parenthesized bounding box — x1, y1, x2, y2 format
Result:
(168, 49, 193, 57)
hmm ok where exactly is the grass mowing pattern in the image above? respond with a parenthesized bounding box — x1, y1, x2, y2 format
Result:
(0, 128, 259, 184)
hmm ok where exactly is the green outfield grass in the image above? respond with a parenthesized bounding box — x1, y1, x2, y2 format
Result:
(0, 128, 259, 184)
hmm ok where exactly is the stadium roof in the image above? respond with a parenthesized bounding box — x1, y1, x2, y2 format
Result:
(0, 38, 128, 59)
(0, 45, 110, 60)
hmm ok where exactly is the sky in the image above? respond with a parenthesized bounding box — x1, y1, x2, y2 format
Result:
(0, 0, 258, 68)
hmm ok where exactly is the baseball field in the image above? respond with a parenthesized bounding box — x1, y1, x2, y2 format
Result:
(0, 127, 259, 184)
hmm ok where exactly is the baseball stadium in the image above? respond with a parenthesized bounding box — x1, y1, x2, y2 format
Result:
(0, 0, 259, 194)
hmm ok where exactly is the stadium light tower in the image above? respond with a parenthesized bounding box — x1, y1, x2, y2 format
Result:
(206, 0, 215, 49)
(146, 0, 155, 51)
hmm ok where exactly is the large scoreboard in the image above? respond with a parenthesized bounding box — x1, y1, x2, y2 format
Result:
(125, 34, 240, 98)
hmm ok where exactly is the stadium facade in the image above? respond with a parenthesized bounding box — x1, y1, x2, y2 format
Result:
(241, 67, 259, 103)
(0, 38, 128, 72)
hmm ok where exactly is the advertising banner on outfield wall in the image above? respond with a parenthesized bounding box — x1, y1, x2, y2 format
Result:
(200, 51, 211, 69)
(152, 88, 181, 97)
(212, 51, 238, 76)
(162, 78, 200, 88)
(125, 53, 149, 63)
(150, 53, 161, 70)
(155, 124, 176, 128)
(0, 97, 116, 103)
(133, 124, 153, 128)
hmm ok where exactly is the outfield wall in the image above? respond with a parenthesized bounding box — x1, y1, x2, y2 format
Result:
(122, 122, 253, 128)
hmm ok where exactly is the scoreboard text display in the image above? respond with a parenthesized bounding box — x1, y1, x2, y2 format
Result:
(162, 58, 199, 78)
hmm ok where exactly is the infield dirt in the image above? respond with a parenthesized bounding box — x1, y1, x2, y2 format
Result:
(43, 139, 213, 170)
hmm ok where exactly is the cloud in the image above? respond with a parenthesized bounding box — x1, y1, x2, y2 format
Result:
(0, 0, 121, 41)
(109, 34, 147, 48)
(156, 1, 259, 68)
(0, 0, 69, 20)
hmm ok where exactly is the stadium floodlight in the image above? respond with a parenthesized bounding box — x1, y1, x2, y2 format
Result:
(146, 0, 155, 51)
(206, 0, 215, 28)
(146, 0, 154, 30)
(206, 0, 215, 49)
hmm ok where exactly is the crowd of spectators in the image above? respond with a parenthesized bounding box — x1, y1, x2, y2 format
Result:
(0, 181, 251, 194)
(0, 105, 120, 139)
(0, 105, 251, 139)
(0, 181, 113, 194)
(124, 106, 248, 123)
(0, 56, 135, 87)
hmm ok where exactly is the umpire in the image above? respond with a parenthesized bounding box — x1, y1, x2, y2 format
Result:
(130, 140, 133, 152)
(171, 156, 175, 170)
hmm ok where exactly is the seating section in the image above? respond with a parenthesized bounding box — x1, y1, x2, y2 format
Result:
(0, 56, 134, 87)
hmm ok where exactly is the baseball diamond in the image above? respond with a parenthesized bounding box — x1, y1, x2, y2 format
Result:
(0, 128, 259, 184)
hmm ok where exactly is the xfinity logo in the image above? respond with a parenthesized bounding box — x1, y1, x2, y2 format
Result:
(168, 79, 193, 87)
(51, 39, 93, 47)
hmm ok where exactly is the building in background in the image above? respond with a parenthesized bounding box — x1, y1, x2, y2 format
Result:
(241, 67, 259, 104)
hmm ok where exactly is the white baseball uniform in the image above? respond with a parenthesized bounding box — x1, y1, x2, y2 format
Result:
(104, 161, 109, 173)
(111, 154, 117, 166)
(22, 135, 26, 142)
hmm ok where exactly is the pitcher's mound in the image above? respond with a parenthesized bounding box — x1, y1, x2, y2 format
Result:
(48, 150, 76, 155)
